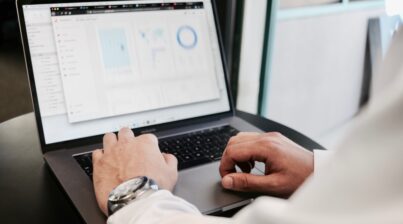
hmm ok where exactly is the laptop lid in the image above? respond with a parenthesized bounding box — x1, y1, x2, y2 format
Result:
(17, 0, 234, 152)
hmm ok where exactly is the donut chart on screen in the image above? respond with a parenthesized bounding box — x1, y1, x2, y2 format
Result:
(176, 25, 198, 49)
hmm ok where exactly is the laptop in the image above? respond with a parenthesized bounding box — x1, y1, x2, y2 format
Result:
(16, 0, 265, 223)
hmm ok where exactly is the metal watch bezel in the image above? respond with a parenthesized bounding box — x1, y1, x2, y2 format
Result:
(107, 176, 158, 216)
(108, 176, 147, 203)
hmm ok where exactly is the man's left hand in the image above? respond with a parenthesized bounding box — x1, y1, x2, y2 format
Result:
(92, 128, 178, 216)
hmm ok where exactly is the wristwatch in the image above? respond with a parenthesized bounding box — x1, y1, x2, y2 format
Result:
(107, 176, 159, 216)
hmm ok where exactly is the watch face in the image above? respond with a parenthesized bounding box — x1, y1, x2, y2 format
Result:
(109, 177, 145, 202)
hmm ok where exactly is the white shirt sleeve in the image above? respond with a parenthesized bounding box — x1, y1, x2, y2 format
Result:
(107, 189, 288, 224)
(313, 149, 333, 175)
(107, 190, 202, 224)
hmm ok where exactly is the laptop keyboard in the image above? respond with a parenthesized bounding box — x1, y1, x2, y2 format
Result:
(74, 125, 239, 180)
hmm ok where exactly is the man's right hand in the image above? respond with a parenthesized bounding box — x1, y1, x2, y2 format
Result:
(219, 132, 314, 198)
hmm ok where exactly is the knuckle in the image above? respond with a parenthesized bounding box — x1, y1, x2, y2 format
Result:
(225, 145, 235, 156)
(168, 153, 178, 162)
(141, 134, 158, 143)
(227, 137, 236, 146)
(267, 132, 282, 138)
(235, 132, 245, 137)
(259, 137, 273, 148)
(92, 149, 102, 160)
(120, 127, 130, 132)
(119, 141, 130, 149)
(104, 132, 115, 138)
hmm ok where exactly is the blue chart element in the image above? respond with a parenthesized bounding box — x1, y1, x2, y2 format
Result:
(176, 25, 198, 50)
(99, 28, 131, 71)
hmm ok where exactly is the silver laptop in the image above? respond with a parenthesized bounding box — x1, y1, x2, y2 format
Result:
(16, 0, 264, 223)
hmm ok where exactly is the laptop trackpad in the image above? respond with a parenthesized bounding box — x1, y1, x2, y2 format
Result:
(173, 161, 264, 214)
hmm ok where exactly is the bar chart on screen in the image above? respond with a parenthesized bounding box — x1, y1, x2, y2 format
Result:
(98, 28, 132, 74)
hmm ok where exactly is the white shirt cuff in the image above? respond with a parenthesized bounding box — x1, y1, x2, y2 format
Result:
(313, 149, 332, 175)
(107, 190, 201, 224)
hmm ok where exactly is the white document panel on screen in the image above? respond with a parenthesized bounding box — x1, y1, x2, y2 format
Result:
(52, 9, 220, 123)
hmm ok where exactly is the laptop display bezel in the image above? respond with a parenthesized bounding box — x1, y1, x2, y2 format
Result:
(16, 0, 235, 153)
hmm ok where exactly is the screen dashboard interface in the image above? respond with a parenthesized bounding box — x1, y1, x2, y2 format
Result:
(22, 0, 230, 144)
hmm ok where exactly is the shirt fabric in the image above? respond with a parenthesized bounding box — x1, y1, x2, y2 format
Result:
(108, 28, 403, 224)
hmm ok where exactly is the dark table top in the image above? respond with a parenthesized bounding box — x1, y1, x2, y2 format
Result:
(0, 111, 323, 224)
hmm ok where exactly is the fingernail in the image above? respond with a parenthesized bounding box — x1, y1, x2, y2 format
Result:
(222, 176, 233, 189)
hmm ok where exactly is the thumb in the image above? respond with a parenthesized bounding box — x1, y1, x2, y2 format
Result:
(222, 173, 275, 192)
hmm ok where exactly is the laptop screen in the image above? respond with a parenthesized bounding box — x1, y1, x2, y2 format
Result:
(22, 0, 230, 144)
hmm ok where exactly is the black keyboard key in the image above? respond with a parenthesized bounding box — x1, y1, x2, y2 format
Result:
(75, 125, 239, 179)
(74, 153, 94, 180)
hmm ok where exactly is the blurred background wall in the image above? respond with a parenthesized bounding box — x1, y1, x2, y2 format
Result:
(0, 0, 32, 123)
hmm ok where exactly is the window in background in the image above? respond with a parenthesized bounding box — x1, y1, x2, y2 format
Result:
(236, 0, 269, 114)
(385, 0, 403, 16)
(250, 0, 387, 148)
(280, 0, 339, 9)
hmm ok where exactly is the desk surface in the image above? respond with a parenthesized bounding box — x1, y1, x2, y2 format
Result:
(0, 111, 323, 224)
